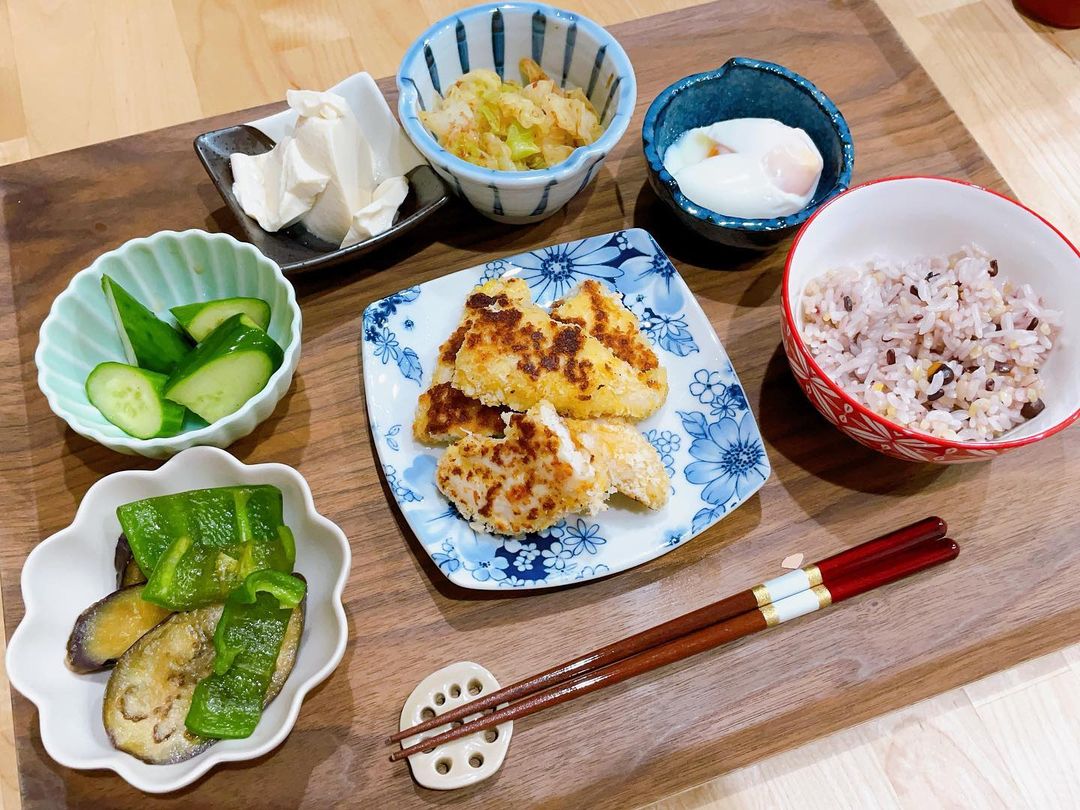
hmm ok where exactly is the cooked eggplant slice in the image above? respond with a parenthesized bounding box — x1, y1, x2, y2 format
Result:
(114, 535, 147, 588)
(114, 534, 131, 582)
(267, 593, 304, 703)
(120, 557, 147, 587)
(104, 606, 221, 764)
(104, 597, 306, 764)
(66, 584, 173, 673)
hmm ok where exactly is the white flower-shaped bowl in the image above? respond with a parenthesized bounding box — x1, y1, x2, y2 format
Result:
(4, 446, 351, 793)
(36, 230, 302, 458)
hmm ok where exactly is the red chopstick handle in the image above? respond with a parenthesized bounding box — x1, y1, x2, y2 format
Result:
(751, 516, 947, 607)
(828, 536, 959, 603)
(817, 516, 946, 581)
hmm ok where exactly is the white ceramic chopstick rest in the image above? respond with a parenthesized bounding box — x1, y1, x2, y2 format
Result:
(399, 661, 513, 790)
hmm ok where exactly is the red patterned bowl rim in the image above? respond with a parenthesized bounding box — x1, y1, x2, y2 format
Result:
(781, 175, 1080, 452)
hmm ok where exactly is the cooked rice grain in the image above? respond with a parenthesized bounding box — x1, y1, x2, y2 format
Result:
(799, 245, 1060, 441)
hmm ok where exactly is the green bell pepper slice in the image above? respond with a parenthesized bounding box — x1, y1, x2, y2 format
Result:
(140, 523, 295, 610)
(118, 486, 295, 610)
(118, 485, 289, 571)
(185, 571, 306, 739)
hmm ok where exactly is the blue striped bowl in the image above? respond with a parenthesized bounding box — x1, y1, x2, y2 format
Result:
(397, 2, 636, 224)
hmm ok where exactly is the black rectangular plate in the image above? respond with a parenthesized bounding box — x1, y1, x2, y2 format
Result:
(194, 124, 451, 274)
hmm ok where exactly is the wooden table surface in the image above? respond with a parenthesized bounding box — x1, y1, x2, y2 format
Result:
(1, 0, 1079, 807)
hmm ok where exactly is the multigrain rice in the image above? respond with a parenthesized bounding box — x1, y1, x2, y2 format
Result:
(800, 245, 1060, 441)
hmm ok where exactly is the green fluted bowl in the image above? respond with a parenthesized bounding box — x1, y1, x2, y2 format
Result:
(36, 230, 302, 458)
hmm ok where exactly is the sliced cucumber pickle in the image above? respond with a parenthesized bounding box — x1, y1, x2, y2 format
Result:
(164, 314, 284, 424)
(101, 275, 192, 374)
(86, 362, 187, 439)
(170, 297, 271, 342)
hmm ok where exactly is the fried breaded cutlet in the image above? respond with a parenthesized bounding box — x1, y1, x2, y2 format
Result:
(452, 292, 666, 420)
(435, 401, 669, 535)
(413, 382, 506, 443)
(567, 419, 670, 510)
(436, 401, 609, 535)
(413, 278, 531, 443)
(551, 280, 668, 401)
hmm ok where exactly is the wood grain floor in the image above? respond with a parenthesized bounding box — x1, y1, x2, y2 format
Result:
(1, 0, 1078, 807)
(649, 646, 1080, 809)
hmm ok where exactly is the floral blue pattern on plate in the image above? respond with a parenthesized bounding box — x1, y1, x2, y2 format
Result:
(361, 228, 769, 590)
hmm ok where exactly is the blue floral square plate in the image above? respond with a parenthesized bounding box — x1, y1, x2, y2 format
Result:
(362, 228, 769, 590)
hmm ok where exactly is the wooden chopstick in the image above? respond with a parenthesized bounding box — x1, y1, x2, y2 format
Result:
(388, 516, 945, 746)
(391, 535, 959, 761)
(389, 529, 956, 761)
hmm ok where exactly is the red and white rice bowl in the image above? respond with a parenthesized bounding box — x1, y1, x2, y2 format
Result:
(781, 176, 1080, 463)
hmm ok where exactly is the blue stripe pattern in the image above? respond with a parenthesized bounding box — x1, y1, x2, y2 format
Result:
(397, 3, 637, 221)
(402, 78, 426, 112)
(600, 76, 622, 123)
(586, 44, 607, 101)
(531, 11, 545, 64)
(574, 155, 603, 195)
(455, 19, 469, 73)
(423, 44, 441, 95)
(530, 179, 557, 216)
(561, 22, 577, 87)
(491, 9, 505, 80)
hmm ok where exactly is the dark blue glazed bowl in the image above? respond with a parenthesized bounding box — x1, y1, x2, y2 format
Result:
(642, 57, 855, 250)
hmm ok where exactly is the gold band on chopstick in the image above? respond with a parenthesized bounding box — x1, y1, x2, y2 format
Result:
(752, 583, 771, 608)
(812, 584, 832, 609)
(754, 564, 823, 610)
(759, 583, 834, 628)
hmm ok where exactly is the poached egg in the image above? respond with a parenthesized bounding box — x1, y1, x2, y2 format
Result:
(663, 118, 823, 219)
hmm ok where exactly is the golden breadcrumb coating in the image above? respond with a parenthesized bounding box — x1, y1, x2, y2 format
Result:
(413, 278, 531, 443)
(435, 401, 670, 535)
(414, 382, 507, 443)
(550, 280, 668, 400)
(567, 419, 670, 510)
(423, 279, 673, 531)
(452, 292, 665, 420)
(435, 401, 609, 534)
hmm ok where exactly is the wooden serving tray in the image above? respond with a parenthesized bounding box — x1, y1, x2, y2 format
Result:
(1, 0, 1077, 806)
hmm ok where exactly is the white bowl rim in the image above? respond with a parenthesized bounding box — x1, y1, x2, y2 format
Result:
(396, 1, 637, 186)
(4, 445, 351, 793)
(782, 174, 1080, 451)
(34, 229, 303, 452)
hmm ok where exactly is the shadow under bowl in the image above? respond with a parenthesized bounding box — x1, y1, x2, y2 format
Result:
(642, 57, 855, 251)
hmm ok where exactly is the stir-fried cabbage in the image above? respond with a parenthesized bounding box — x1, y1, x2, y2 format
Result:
(420, 59, 604, 171)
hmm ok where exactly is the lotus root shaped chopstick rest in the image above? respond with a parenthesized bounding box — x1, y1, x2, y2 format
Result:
(399, 661, 512, 790)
